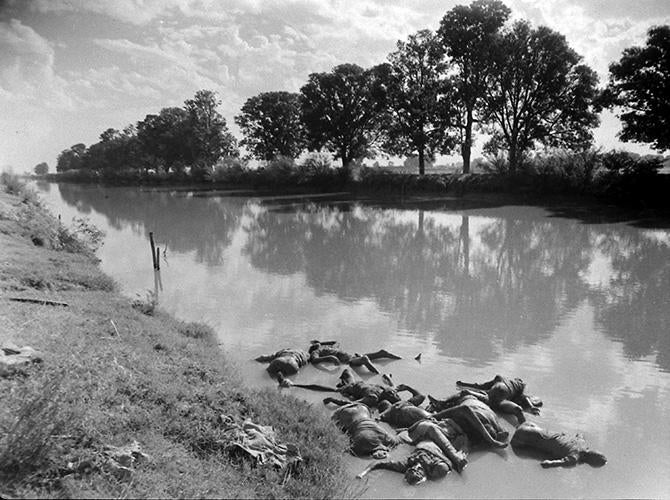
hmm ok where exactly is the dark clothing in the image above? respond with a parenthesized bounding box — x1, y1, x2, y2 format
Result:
(257, 349, 310, 376)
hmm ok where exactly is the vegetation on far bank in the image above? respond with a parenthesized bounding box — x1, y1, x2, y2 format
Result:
(0, 174, 353, 499)
(42, 148, 670, 209)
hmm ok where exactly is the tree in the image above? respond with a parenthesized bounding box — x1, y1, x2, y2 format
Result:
(603, 25, 670, 152)
(301, 64, 386, 169)
(378, 30, 457, 175)
(184, 90, 238, 167)
(438, 0, 511, 173)
(33, 162, 48, 175)
(84, 127, 144, 173)
(56, 143, 86, 172)
(136, 107, 192, 172)
(483, 21, 600, 171)
(235, 91, 306, 161)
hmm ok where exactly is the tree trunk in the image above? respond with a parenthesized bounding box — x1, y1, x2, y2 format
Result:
(509, 142, 518, 174)
(462, 108, 473, 174)
(418, 149, 425, 176)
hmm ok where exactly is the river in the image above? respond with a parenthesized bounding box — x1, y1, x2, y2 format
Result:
(37, 182, 670, 499)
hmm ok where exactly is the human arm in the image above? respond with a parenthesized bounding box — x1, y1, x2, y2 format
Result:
(356, 460, 407, 478)
(310, 354, 342, 365)
(496, 400, 526, 423)
(520, 395, 541, 415)
(456, 378, 495, 390)
(254, 353, 276, 363)
(395, 384, 426, 406)
(540, 454, 578, 468)
(323, 397, 352, 407)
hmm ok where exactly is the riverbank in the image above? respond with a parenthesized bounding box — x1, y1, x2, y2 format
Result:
(42, 151, 670, 211)
(0, 176, 352, 498)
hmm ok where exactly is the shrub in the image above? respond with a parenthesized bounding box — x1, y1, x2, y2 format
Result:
(0, 375, 69, 479)
(177, 321, 215, 340)
(132, 290, 158, 315)
(262, 156, 297, 185)
(211, 157, 249, 183)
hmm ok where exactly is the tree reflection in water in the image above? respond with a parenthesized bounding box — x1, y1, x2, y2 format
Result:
(58, 184, 244, 266)
(56, 184, 670, 371)
(243, 200, 670, 369)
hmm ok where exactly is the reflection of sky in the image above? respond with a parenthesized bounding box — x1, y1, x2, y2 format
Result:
(38, 184, 670, 499)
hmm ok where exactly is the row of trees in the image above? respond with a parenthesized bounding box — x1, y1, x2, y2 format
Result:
(57, 90, 237, 176)
(56, 0, 669, 178)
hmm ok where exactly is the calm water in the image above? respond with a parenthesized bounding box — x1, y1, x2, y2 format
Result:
(38, 183, 670, 499)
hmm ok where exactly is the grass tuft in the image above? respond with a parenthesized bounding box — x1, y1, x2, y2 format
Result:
(177, 321, 215, 340)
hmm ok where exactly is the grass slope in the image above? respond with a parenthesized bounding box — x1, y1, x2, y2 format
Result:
(0, 178, 353, 499)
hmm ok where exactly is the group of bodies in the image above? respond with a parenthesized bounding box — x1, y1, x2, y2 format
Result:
(256, 341, 607, 486)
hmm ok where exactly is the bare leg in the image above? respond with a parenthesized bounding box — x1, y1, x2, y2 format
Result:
(349, 355, 380, 374)
(365, 349, 402, 360)
(432, 406, 508, 448)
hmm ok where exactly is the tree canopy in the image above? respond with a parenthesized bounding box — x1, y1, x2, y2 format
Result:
(604, 25, 670, 152)
(235, 91, 306, 161)
(300, 64, 386, 168)
(483, 21, 600, 170)
(438, 0, 511, 173)
(378, 30, 456, 175)
(33, 162, 48, 175)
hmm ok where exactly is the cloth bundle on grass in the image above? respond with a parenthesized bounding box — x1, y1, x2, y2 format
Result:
(223, 418, 302, 472)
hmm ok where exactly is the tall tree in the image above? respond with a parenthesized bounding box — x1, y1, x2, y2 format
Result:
(235, 91, 306, 161)
(438, 0, 511, 173)
(378, 30, 457, 175)
(184, 90, 238, 167)
(300, 64, 386, 170)
(603, 25, 670, 152)
(483, 21, 600, 171)
(136, 107, 191, 172)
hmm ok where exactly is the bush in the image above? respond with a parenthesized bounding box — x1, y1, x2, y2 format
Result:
(211, 157, 249, 183)
(177, 321, 214, 340)
(262, 156, 297, 185)
(132, 290, 158, 315)
(0, 374, 70, 480)
(1, 171, 24, 195)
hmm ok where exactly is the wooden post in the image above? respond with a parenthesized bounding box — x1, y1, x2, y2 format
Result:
(149, 232, 157, 270)
(155, 246, 160, 270)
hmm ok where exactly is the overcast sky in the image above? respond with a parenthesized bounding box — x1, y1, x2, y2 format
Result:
(1, 0, 668, 172)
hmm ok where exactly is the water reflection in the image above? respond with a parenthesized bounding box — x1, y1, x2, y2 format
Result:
(58, 184, 243, 266)
(54, 184, 670, 371)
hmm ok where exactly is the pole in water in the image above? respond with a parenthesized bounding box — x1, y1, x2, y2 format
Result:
(155, 246, 160, 271)
(149, 232, 157, 270)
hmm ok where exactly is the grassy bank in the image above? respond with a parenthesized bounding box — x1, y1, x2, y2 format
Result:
(0, 174, 352, 498)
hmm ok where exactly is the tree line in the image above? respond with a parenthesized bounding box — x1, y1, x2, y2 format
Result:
(53, 0, 669, 179)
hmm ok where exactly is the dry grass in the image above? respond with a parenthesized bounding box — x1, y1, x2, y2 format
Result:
(0, 178, 353, 498)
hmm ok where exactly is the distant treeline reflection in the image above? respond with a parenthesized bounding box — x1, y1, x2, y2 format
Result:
(58, 184, 670, 370)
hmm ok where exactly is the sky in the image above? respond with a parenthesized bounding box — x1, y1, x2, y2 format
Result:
(1, 0, 669, 173)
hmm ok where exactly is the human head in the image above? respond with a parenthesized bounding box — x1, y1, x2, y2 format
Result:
(583, 451, 607, 467)
(308, 342, 321, 354)
(404, 463, 427, 485)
